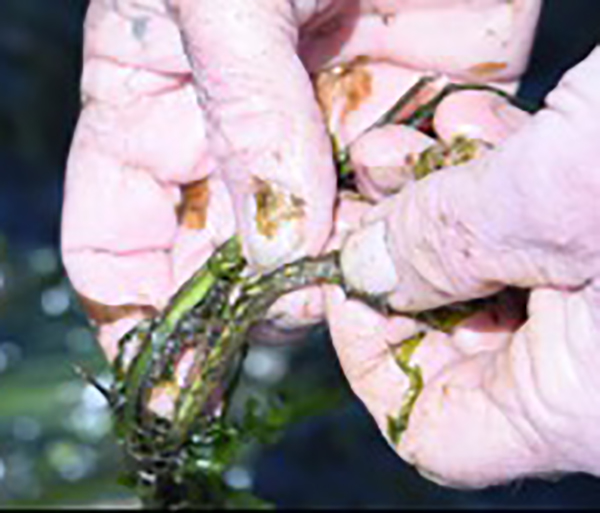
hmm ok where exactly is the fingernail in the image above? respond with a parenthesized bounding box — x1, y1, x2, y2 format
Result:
(341, 220, 399, 295)
(242, 179, 306, 271)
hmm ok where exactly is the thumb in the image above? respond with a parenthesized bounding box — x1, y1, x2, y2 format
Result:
(341, 46, 600, 312)
(170, 0, 336, 271)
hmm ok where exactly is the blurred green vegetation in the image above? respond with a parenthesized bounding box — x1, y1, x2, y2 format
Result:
(0, 242, 139, 506)
(0, 0, 138, 506)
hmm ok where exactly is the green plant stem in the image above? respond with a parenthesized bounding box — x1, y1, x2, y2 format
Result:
(172, 252, 343, 444)
(404, 82, 536, 129)
(117, 238, 244, 438)
(373, 74, 441, 129)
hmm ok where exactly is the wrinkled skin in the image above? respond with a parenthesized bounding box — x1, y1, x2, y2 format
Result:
(61, 0, 600, 490)
(335, 47, 600, 487)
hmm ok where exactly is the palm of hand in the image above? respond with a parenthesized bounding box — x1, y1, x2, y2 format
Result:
(327, 282, 600, 487)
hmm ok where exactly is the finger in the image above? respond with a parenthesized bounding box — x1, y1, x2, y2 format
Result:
(324, 286, 462, 431)
(85, 174, 234, 359)
(314, 59, 445, 148)
(171, 0, 336, 271)
(84, 0, 190, 73)
(302, 0, 542, 86)
(81, 72, 215, 184)
(323, 192, 373, 252)
(341, 47, 600, 312)
(94, 310, 154, 362)
(398, 350, 556, 488)
(349, 124, 436, 201)
(257, 193, 372, 336)
(433, 90, 531, 145)
(398, 285, 600, 488)
(147, 348, 196, 418)
(148, 345, 226, 419)
(174, 187, 370, 340)
(450, 289, 527, 356)
(61, 142, 178, 358)
(83, 1, 213, 183)
(324, 285, 414, 427)
(345, 88, 529, 203)
(62, 147, 178, 307)
(260, 287, 326, 334)
(449, 309, 515, 357)
(63, 1, 219, 359)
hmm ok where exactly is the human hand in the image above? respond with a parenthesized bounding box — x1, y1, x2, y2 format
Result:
(62, 0, 541, 360)
(327, 46, 600, 488)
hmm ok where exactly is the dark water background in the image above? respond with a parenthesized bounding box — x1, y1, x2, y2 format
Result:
(1, 0, 600, 507)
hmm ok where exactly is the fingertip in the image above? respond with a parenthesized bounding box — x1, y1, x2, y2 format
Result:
(176, 0, 336, 271)
(314, 60, 424, 147)
(433, 90, 530, 145)
(451, 309, 517, 356)
(341, 219, 400, 297)
(350, 124, 436, 200)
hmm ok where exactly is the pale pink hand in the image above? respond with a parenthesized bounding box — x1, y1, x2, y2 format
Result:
(62, 0, 336, 359)
(62, 0, 540, 359)
(330, 47, 600, 487)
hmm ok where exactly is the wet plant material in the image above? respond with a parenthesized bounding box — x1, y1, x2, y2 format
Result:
(86, 240, 345, 509)
(387, 332, 425, 446)
(78, 78, 534, 509)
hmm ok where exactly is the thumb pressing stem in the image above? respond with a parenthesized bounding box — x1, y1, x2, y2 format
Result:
(342, 47, 600, 312)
